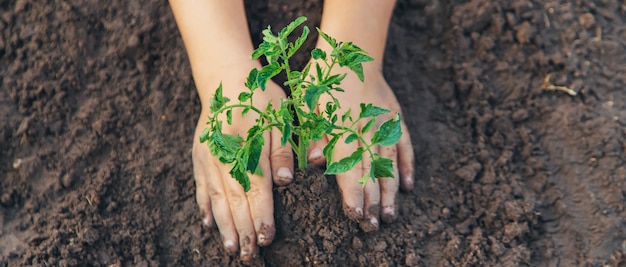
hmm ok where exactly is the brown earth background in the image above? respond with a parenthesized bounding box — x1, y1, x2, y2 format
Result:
(2, 0, 626, 266)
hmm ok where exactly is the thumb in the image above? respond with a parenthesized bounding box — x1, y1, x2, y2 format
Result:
(270, 127, 295, 186)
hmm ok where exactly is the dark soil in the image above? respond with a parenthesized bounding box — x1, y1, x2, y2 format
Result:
(2, 0, 626, 266)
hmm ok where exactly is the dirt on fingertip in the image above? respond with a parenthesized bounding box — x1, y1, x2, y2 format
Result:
(2, 0, 626, 266)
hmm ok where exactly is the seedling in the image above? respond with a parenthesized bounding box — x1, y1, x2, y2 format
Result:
(199, 17, 402, 191)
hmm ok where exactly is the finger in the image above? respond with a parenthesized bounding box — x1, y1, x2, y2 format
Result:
(307, 104, 328, 166)
(378, 144, 400, 223)
(334, 139, 364, 222)
(222, 165, 258, 263)
(360, 145, 380, 232)
(192, 149, 213, 228)
(307, 135, 328, 166)
(202, 156, 239, 254)
(270, 127, 295, 186)
(251, 132, 276, 247)
(398, 120, 415, 191)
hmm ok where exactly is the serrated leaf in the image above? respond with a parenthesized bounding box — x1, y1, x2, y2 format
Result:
(245, 68, 259, 90)
(325, 102, 336, 115)
(323, 74, 346, 86)
(361, 118, 376, 134)
(341, 108, 352, 123)
(311, 48, 326, 60)
(301, 63, 311, 80)
(325, 147, 364, 175)
(345, 133, 358, 144)
(242, 106, 251, 116)
(278, 16, 307, 39)
(310, 118, 331, 141)
(226, 110, 233, 125)
(210, 83, 230, 112)
(359, 103, 389, 118)
(229, 163, 250, 192)
(370, 157, 394, 179)
(288, 25, 309, 57)
(317, 28, 337, 48)
(238, 92, 251, 102)
(262, 27, 278, 43)
(315, 63, 323, 83)
(252, 42, 272, 60)
(323, 134, 340, 163)
(209, 131, 243, 163)
(349, 62, 365, 82)
(371, 114, 402, 146)
(245, 134, 264, 174)
(281, 123, 291, 146)
(257, 62, 281, 90)
(303, 85, 328, 111)
(199, 128, 210, 143)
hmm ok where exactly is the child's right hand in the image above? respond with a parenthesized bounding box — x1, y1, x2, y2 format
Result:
(192, 63, 294, 262)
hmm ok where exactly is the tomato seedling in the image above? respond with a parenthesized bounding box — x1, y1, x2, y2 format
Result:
(199, 17, 402, 191)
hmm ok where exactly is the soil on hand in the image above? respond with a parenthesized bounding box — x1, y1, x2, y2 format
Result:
(2, 0, 626, 266)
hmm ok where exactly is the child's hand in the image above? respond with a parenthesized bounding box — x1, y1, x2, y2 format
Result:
(307, 65, 414, 232)
(193, 65, 294, 262)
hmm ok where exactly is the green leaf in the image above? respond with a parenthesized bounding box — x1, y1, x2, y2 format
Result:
(245, 68, 259, 90)
(349, 62, 365, 82)
(341, 108, 352, 123)
(325, 102, 336, 116)
(323, 74, 346, 86)
(262, 27, 278, 43)
(345, 133, 358, 144)
(323, 134, 340, 163)
(371, 114, 402, 146)
(242, 106, 251, 117)
(245, 133, 264, 174)
(325, 147, 364, 175)
(361, 118, 376, 134)
(209, 83, 230, 112)
(257, 62, 281, 90)
(229, 163, 250, 192)
(281, 123, 291, 146)
(238, 92, 251, 102)
(317, 28, 337, 48)
(315, 63, 323, 83)
(199, 128, 210, 143)
(370, 156, 394, 179)
(226, 110, 233, 125)
(210, 131, 243, 163)
(252, 42, 272, 60)
(288, 25, 309, 57)
(359, 103, 389, 118)
(303, 85, 328, 111)
(310, 118, 331, 141)
(311, 48, 326, 60)
(301, 63, 311, 80)
(278, 16, 307, 39)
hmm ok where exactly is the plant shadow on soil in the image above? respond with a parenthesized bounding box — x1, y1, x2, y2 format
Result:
(2, 0, 626, 266)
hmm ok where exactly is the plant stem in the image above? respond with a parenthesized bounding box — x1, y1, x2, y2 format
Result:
(297, 139, 308, 169)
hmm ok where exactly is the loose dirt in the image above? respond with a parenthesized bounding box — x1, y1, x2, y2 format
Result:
(2, 0, 626, 266)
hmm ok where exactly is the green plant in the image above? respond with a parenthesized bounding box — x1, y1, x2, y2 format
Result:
(199, 17, 402, 192)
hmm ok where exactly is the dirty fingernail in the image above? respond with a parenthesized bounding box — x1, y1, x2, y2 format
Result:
(277, 167, 293, 183)
(370, 216, 379, 227)
(308, 148, 323, 161)
(404, 176, 414, 186)
(385, 206, 395, 217)
(258, 234, 266, 245)
(224, 240, 236, 252)
(356, 207, 363, 217)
